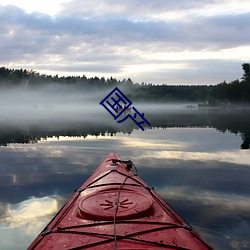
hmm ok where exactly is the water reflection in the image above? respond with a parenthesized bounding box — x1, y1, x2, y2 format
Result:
(0, 196, 62, 250)
(0, 107, 250, 149)
(0, 109, 250, 249)
(1, 196, 59, 228)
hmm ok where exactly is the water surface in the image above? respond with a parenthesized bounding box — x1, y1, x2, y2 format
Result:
(0, 106, 250, 249)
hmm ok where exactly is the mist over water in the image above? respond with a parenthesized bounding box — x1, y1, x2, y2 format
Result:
(0, 85, 199, 130)
(0, 85, 111, 127)
(0, 85, 196, 117)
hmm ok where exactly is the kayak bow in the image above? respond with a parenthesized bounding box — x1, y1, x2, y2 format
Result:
(28, 152, 213, 249)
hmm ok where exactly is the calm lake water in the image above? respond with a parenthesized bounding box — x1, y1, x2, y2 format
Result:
(0, 105, 250, 249)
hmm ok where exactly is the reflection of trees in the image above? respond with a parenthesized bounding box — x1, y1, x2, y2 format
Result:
(0, 131, 38, 146)
(0, 109, 250, 149)
(146, 109, 250, 149)
(241, 134, 250, 149)
(0, 121, 135, 147)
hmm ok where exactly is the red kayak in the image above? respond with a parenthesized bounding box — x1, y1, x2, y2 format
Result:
(28, 152, 213, 249)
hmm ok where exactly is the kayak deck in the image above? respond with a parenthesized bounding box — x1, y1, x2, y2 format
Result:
(28, 152, 213, 249)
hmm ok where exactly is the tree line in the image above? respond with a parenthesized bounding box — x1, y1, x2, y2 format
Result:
(0, 63, 249, 104)
(208, 63, 250, 105)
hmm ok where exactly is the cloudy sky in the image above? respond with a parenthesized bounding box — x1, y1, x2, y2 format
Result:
(0, 0, 250, 85)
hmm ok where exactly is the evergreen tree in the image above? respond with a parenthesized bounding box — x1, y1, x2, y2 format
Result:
(242, 63, 250, 83)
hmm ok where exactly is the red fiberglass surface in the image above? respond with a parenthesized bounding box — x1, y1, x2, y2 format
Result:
(28, 152, 213, 249)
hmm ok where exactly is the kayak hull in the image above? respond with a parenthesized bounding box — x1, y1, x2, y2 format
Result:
(28, 152, 213, 249)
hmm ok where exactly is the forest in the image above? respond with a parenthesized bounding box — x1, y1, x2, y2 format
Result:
(0, 63, 250, 105)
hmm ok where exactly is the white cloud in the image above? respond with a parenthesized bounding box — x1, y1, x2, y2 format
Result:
(0, 196, 59, 229)
(0, 196, 61, 249)
(0, 0, 66, 15)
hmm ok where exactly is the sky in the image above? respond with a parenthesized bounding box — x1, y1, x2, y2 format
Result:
(0, 0, 250, 85)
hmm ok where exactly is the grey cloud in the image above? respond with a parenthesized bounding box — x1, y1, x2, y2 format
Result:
(132, 59, 244, 85)
(60, 0, 215, 18)
(1, 4, 249, 50)
(0, 2, 249, 84)
(184, 13, 250, 49)
(41, 64, 121, 74)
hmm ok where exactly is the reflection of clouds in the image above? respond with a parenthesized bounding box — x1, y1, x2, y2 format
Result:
(4, 128, 245, 169)
(118, 129, 188, 151)
(157, 186, 250, 249)
(117, 127, 243, 152)
(0, 196, 62, 250)
(0, 196, 59, 230)
(0, 202, 7, 218)
(121, 138, 185, 150)
(194, 223, 250, 250)
(157, 186, 250, 216)
(153, 150, 250, 166)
